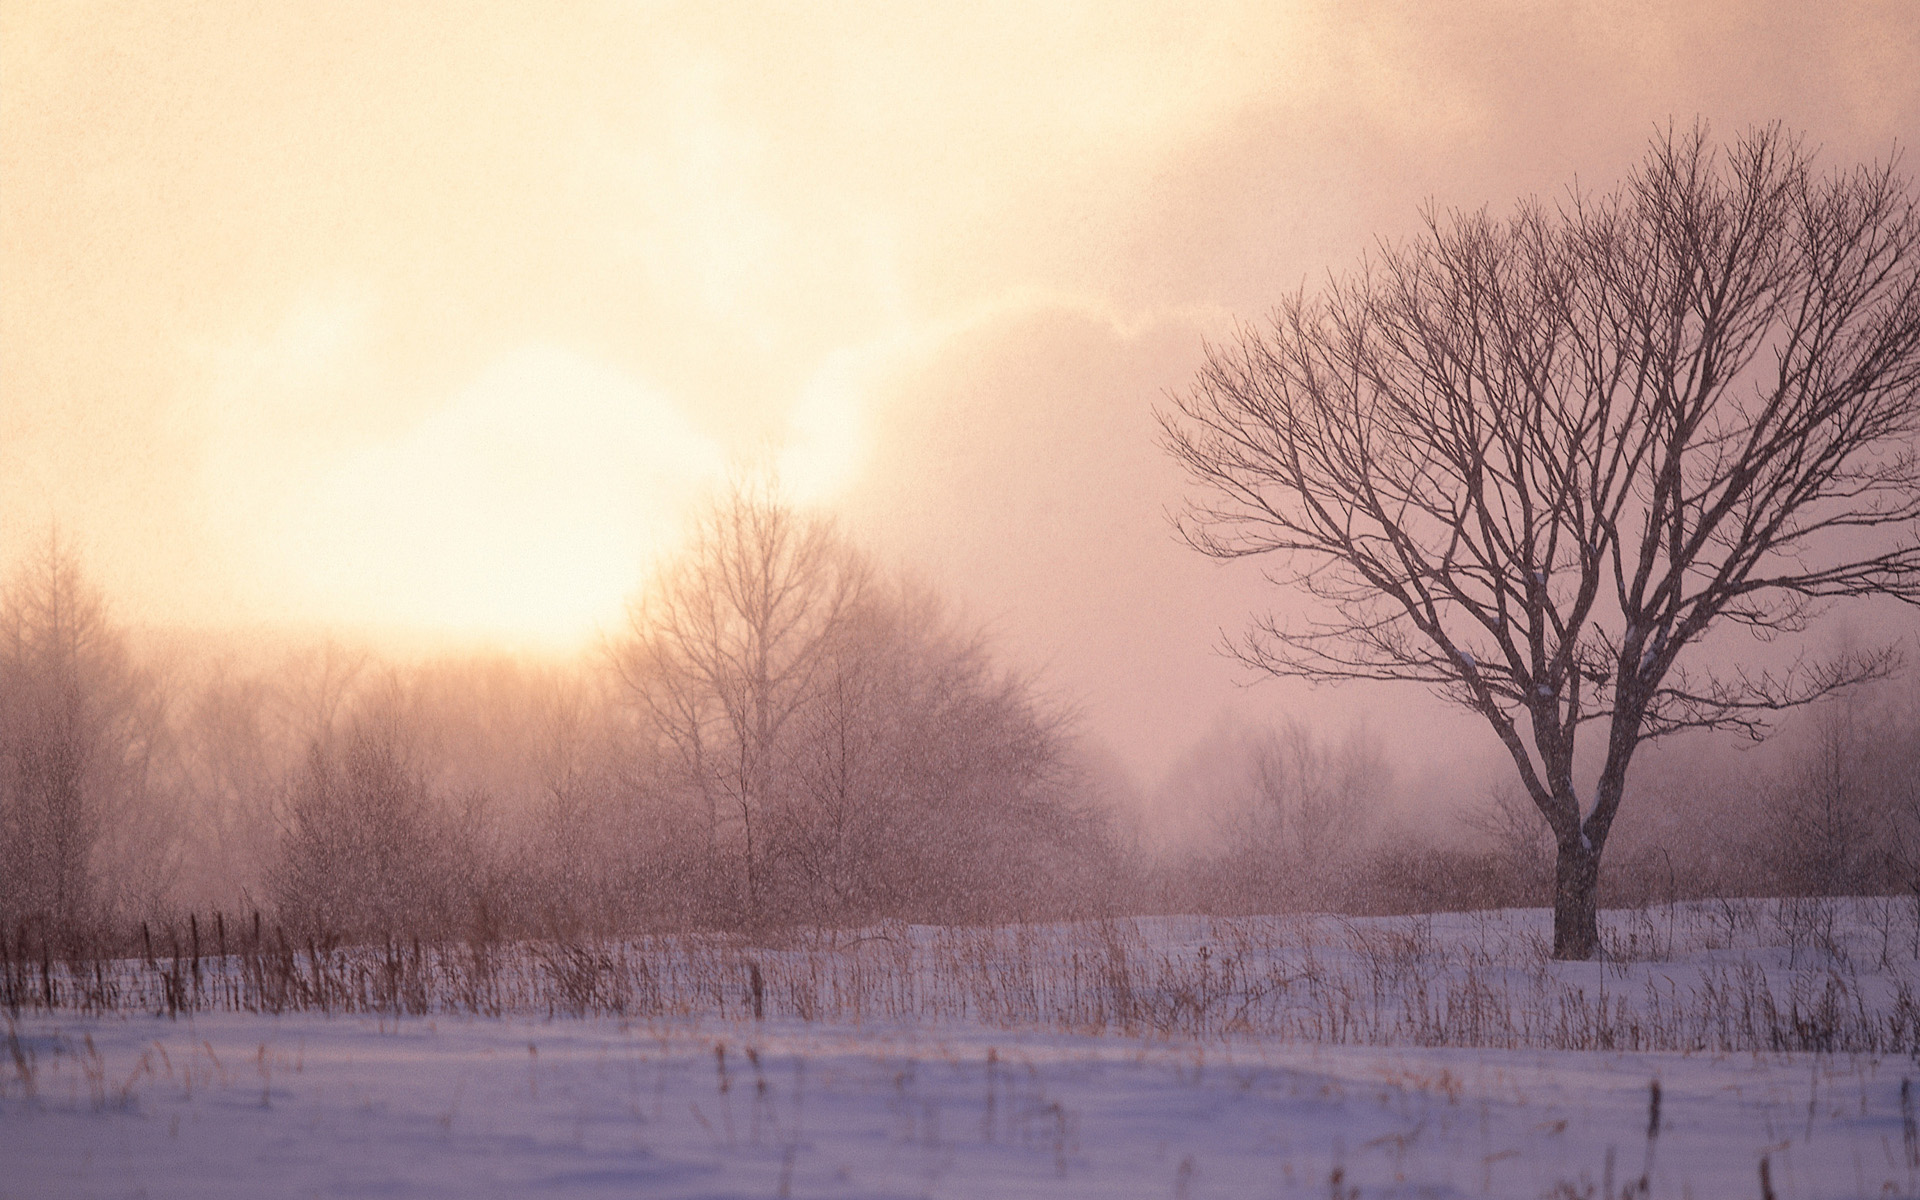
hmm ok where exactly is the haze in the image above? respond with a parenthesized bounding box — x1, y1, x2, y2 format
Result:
(5, 0, 1918, 787)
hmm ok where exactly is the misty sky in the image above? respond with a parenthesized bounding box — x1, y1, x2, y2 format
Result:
(5, 1, 1918, 785)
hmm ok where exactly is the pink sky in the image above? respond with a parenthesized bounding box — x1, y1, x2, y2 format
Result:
(5, 1, 1917, 786)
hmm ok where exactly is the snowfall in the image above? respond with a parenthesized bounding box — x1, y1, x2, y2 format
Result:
(6, 904, 1920, 1198)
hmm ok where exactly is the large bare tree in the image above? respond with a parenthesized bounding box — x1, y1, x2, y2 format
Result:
(1162, 125, 1920, 958)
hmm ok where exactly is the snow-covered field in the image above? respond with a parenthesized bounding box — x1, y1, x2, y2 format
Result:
(6, 902, 1920, 1198)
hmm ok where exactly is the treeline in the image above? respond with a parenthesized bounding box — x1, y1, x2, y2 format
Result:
(5, 500, 1920, 951)
(0, 495, 1119, 946)
(1141, 688, 1920, 918)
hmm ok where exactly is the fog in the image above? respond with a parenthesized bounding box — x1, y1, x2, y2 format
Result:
(6, 3, 1920, 920)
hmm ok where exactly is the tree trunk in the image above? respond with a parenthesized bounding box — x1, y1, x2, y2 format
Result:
(1552, 837, 1601, 959)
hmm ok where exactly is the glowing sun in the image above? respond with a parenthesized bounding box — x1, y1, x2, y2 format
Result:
(284, 345, 725, 646)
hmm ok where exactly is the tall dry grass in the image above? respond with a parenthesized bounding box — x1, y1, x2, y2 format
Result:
(5, 900, 1916, 1054)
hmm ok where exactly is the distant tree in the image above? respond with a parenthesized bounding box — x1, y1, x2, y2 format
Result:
(1157, 718, 1384, 912)
(1884, 704, 1920, 952)
(269, 678, 476, 938)
(1768, 691, 1880, 895)
(170, 661, 284, 913)
(774, 584, 1093, 923)
(613, 484, 871, 926)
(1254, 720, 1385, 890)
(0, 532, 157, 932)
(521, 665, 670, 932)
(1162, 125, 1920, 958)
(614, 487, 1102, 929)
(1461, 781, 1555, 901)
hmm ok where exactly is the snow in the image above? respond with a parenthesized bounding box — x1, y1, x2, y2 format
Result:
(6, 904, 1919, 1198)
(9, 1011, 1916, 1198)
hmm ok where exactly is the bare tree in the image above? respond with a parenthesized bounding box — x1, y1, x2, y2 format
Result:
(1162, 125, 1920, 957)
(615, 489, 1103, 929)
(1259, 720, 1385, 883)
(269, 674, 480, 939)
(613, 483, 871, 926)
(819, 588, 1092, 922)
(170, 661, 284, 913)
(1162, 717, 1384, 912)
(1769, 690, 1879, 895)
(773, 595, 905, 922)
(1461, 781, 1555, 900)
(1884, 699, 1920, 953)
(0, 532, 160, 932)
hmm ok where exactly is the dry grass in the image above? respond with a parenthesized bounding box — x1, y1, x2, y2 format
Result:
(5, 900, 1917, 1054)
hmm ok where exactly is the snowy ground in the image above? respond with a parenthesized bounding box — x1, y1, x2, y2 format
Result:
(7, 902, 1920, 1197)
(7, 1009, 1920, 1198)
